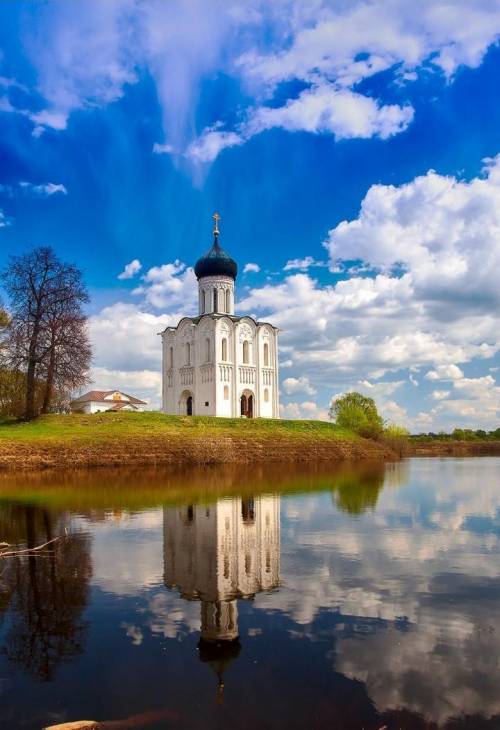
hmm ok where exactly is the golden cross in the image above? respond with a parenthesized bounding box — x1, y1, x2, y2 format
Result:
(213, 211, 221, 235)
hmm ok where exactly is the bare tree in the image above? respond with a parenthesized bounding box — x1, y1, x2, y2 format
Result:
(40, 312, 91, 414)
(1, 247, 90, 420)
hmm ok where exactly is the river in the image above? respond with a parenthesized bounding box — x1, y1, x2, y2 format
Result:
(1, 457, 499, 729)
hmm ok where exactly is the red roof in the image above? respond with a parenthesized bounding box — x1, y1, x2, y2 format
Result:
(70, 390, 147, 405)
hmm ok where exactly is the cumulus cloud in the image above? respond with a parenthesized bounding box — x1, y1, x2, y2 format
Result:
(118, 259, 142, 280)
(132, 260, 197, 310)
(234, 159, 500, 428)
(88, 302, 177, 373)
(283, 376, 317, 395)
(281, 400, 328, 420)
(243, 262, 260, 274)
(89, 366, 161, 407)
(4, 1, 500, 157)
(425, 364, 465, 381)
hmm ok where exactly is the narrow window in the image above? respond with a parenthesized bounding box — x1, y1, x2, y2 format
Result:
(243, 340, 249, 364)
(213, 289, 218, 313)
(225, 289, 231, 313)
(169, 346, 173, 368)
(200, 290, 205, 314)
(205, 337, 210, 362)
(264, 342, 269, 366)
(205, 289, 210, 313)
(186, 342, 191, 366)
(224, 385, 229, 400)
(264, 388, 269, 402)
(222, 337, 228, 361)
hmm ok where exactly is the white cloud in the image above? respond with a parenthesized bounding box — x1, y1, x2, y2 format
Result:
(118, 259, 142, 280)
(184, 126, 244, 163)
(132, 260, 198, 310)
(0, 210, 7, 228)
(89, 366, 162, 407)
(243, 262, 260, 274)
(283, 256, 326, 271)
(248, 86, 414, 141)
(4, 0, 500, 157)
(283, 376, 317, 396)
(431, 390, 450, 400)
(2, 181, 68, 197)
(152, 142, 174, 154)
(234, 159, 500, 429)
(425, 364, 465, 381)
(281, 400, 328, 420)
(88, 302, 177, 373)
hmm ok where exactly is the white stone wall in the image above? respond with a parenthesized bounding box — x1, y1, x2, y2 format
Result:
(162, 314, 279, 418)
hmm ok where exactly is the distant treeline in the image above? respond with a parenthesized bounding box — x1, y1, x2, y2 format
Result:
(412, 429, 500, 441)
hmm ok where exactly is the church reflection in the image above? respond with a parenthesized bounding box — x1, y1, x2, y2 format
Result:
(163, 495, 280, 698)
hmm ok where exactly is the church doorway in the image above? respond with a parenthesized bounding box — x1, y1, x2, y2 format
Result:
(180, 390, 194, 416)
(240, 391, 254, 418)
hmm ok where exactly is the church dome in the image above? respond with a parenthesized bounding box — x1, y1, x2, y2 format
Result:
(194, 214, 238, 280)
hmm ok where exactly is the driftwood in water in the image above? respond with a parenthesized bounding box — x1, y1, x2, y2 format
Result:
(0, 534, 64, 558)
(43, 708, 179, 729)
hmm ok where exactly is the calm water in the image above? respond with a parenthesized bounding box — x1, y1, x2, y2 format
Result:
(1, 458, 500, 729)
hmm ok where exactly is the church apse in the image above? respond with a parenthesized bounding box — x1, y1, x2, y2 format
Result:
(163, 495, 280, 698)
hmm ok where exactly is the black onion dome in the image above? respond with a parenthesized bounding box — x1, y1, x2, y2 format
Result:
(194, 234, 238, 280)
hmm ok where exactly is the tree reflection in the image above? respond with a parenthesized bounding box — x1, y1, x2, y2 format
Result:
(0, 505, 91, 680)
(331, 466, 385, 515)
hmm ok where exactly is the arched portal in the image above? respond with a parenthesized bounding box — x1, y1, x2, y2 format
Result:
(180, 390, 194, 416)
(240, 390, 254, 418)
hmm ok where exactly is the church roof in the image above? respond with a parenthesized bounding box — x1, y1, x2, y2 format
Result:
(160, 313, 279, 333)
(194, 216, 237, 280)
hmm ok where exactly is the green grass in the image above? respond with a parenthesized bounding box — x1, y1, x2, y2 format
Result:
(0, 411, 356, 444)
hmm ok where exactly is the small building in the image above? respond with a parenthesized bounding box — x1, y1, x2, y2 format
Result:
(160, 213, 280, 418)
(69, 390, 147, 414)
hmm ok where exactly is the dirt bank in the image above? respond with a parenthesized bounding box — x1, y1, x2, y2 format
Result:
(0, 433, 396, 471)
(408, 440, 500, 457)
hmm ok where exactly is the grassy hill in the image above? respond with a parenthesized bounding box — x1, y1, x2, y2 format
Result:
(0, 412, 395, 470)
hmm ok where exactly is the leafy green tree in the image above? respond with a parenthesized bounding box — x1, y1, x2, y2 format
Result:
(329, 391, 384, 439)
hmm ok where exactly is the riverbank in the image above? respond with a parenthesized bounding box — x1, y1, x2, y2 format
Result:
(0, 412, 395, 470)
(409, 439, 500, 456)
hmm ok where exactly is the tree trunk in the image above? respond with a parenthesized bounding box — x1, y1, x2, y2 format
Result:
(41, 334, 56, 414)
(25, 356, 37, 421)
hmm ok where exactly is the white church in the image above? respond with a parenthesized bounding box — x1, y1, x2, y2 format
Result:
(161, 214, 279, 418)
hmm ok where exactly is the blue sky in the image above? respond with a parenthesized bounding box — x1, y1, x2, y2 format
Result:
(1, 0, 500, 429)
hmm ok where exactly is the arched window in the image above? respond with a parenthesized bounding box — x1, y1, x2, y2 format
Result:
(242, 340, 250, 364)
(186, 342, 191, 366)
(205, 337, 210, 362)
(264, 388, 269, 402)
(200, 290, 205, 314)
(205, 289, 210, 313)
(225, 289, 231, 313)
(221, 337, 228, 361)
(169, 346, 173, 368)
(264, 342, 269, 366)
(224, 385, 229, 400)
(213, 288, 218, 313)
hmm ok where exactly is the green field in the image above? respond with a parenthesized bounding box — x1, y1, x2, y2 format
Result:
(0, 411, 356, 444)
